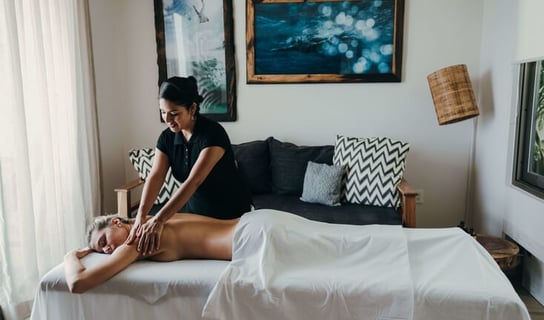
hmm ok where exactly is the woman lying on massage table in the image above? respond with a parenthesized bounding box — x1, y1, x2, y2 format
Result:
(64, 213, 238, 293)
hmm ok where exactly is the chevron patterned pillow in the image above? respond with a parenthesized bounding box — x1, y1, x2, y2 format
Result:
(333, 135, 410, 208)
(128, 148, 181, 205)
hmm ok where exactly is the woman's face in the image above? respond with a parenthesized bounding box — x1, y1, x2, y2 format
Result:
(89, 219, 129, 254)
(160, 98, 195, 133)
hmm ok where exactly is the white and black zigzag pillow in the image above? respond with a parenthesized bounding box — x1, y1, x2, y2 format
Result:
(128, 148, 181, 205)
(333, 136, 410, 208)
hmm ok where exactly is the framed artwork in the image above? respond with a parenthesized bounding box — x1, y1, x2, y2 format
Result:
(246, 0, 405, 83)
(154, 0, 237, 121)
(514, 59, 544, 198)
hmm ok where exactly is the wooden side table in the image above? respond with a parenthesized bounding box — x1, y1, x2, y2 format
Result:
(476, 235, 520, 271)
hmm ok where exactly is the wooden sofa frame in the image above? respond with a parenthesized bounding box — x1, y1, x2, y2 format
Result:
(115, 178, 418, 227)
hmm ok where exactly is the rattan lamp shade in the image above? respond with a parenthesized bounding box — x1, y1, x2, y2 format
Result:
(427, 64, 479, 125)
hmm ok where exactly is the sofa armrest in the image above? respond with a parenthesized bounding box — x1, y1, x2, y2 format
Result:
(397, 178, 418, 228)
(114, 178, 144, 218)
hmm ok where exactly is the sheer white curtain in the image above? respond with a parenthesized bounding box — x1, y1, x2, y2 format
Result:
(0, 0, 100, 319)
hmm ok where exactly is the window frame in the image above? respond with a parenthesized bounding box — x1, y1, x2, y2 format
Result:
(513, 59, 544, 198)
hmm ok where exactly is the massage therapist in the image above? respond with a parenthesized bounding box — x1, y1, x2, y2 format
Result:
(126, 76, 252, 255)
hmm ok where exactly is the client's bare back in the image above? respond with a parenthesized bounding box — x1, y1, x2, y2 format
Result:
(148, 214, 238, 262)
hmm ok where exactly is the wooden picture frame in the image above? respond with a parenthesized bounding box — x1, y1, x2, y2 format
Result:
(154, 0, 237, 121)
(246, 0, 405, 83)
(514, 59, 544, 198)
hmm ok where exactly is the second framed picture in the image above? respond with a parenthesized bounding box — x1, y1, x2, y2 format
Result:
(247, 0, 405, 83)
(154, 0, 237, 121)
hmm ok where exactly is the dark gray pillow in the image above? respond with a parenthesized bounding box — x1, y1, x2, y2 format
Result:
(300, 161, 344, 206)
(232, 140, 271, 194)
(268, 137, 334, 195)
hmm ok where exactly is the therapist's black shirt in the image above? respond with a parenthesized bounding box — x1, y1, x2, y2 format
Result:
(156, 115, 252, 219)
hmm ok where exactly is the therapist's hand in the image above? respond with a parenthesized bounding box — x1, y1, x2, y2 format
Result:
(125, 214, 145, 246)
(136, 216, 165, 256)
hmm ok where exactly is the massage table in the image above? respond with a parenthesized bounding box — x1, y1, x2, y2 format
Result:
(31, 210, 530, 320)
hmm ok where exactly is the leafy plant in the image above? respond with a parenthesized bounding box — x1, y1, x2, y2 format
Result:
(191, 58, 227, 114)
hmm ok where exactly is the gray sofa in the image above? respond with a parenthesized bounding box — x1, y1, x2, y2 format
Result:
(116, 137, 417, 227)
(232, 137, 416, 227)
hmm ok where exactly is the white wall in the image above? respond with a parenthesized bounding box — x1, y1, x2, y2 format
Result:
(475, 0, 544, 304)
(88, 0, 484, 227)
(89, 0, 164, 212)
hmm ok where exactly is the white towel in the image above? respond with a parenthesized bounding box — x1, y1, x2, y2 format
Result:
(202, 209, 414, 320)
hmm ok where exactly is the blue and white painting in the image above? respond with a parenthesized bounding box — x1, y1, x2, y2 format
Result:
(254, 0, 398, 76)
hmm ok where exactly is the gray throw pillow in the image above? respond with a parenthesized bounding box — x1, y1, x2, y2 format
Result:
(300, 161, 344, 206)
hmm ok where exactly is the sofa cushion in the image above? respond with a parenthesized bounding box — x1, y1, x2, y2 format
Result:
(268, 137, 334, 196)
(128, 148, 181, 205)
(253, 194, 402, 225)
(232, 140, 271, 195)
(333, 135, 409, 208)
(300, 161, 344, 206)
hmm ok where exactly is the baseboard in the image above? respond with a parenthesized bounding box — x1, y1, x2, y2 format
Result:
(522, 249, 544, 306)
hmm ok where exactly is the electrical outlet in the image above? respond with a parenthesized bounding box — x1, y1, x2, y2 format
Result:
(415, 189, 424, 204)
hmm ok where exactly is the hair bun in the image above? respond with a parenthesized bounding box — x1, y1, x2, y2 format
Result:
(161, 75, 203, 105)
(187, 76, 198, 85)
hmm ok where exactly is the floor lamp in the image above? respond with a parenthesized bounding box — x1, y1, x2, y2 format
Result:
(427, 64, 480, 232)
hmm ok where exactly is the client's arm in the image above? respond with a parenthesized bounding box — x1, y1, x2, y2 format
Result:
(64, 244, 141, 293)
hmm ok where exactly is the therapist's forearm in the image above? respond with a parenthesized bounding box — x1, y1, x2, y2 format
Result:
(154, 181, 199, 223)
(137, 175, 164, 219)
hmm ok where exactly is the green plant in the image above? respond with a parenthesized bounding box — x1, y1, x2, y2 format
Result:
(191, 59, 227, 114)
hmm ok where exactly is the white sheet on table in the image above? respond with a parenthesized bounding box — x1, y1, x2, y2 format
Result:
(202, 209, 414, 320)
(31, 210, 530, 320)
(405, 228, 530, 320)
(30, 256, 229, 320)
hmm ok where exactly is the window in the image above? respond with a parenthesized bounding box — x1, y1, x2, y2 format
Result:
(513, 59, 544, 198)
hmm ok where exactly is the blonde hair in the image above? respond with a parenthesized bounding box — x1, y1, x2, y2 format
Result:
(86, 214, 132, 247)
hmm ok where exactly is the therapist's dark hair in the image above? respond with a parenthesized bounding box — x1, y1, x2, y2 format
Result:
(159, 76, 204, 114)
